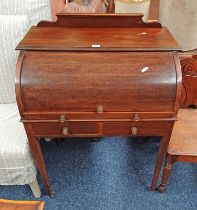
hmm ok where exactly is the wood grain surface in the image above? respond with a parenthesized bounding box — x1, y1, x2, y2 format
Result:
(20, 51, 177, 113)
(17, 27, 180, 51)
(37, 13, 162, 28)
(15, 14, 182, 196)
(0, 199, 44, 210)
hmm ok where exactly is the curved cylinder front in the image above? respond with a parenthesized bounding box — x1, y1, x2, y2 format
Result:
(17, 51, 178, 116)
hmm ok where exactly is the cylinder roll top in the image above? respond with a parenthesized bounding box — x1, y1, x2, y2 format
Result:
(20, 51, 177, 113)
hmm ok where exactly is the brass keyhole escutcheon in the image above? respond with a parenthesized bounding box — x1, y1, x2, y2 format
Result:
(59, 115, 66, 122)
(131, 127, 138, 135)
(62, 127, 69, 136)
(97, 105, 104, 114)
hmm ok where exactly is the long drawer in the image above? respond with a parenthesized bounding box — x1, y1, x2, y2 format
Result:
(31, 121, 174, 138)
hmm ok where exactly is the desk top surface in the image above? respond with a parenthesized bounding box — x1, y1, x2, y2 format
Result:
(17, 27, 180, 52)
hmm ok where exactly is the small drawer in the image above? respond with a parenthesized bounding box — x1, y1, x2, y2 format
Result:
(32, 122, 99, 137)
(102, 121, 174, 136)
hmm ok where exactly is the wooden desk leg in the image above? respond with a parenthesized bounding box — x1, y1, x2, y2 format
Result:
(24, 124, 53, 197)
(150, 135, 170, 191)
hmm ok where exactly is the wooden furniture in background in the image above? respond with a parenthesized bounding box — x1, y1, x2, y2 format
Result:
(148, 0, 160, 20)
(179, 52, 197, 108)
(16, 14, 181, 196)
(0, 199, 44, 210)
(159, 108, 197, 192)
(108, 0, 115, 13)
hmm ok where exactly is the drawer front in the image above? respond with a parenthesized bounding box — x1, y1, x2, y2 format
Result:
(102, 121, 174, 136)
(31, 121, 174, 137)
(21, 51, 176, 113)
(32, 122, 100, 137)
(22, 112, 176, 121)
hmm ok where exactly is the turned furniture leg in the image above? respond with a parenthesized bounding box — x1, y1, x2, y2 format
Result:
(29, 178, 41, 198)
(24, 124, 53, 196)
(159, 154, 175, 193)
(150, 135, 170, 191)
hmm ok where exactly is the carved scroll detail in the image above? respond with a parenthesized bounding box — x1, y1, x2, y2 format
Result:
(181, 56, 197, 76)
(180, 54, 197, 108)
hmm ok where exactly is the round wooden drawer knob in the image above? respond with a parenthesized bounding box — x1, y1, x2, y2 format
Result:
(59, 115, 66, 122)
(131, 127, 138, 135)
(134, 113, 140, 121)
(62, 127, 69, 135)
(97, 105, 104, 113)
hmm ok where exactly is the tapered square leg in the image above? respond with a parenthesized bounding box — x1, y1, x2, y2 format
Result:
(25, 124, 53, 196)
(150, 135, 171, 191)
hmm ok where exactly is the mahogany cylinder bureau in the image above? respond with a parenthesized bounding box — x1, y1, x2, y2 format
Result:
(15, 14, 182, 196)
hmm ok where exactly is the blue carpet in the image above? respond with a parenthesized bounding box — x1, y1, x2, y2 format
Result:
(0, 137, 197, 210)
